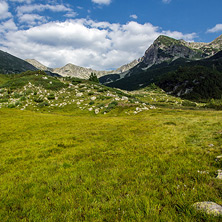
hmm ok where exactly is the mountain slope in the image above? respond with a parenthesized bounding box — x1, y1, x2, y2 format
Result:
(0, 50, 37, 74)
(102, 34, 222, 90)
(25, 59, 53, 72)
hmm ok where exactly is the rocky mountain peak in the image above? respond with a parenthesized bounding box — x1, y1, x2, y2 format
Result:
(142, 35, 200, 66)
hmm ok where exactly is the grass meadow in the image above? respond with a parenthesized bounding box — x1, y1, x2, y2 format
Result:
(0, 107, 222, 221)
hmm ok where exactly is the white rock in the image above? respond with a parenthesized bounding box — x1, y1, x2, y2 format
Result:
(94, 108, 100, 114)
(76, 93, 83, 97)
(122, 96, 128, 101)
(91, 96, 97, 101)
(217, 170, 222, 179)
(193, 202, 222, 216)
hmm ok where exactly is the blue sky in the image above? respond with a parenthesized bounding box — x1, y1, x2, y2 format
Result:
(0, 0, 221, 70)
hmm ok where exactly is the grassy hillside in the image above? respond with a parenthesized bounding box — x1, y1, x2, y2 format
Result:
(0, 107, 222, 221)
(0, 71, 222, 221)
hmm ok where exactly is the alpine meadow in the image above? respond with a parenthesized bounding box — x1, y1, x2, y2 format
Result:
(0, 0, 222, 221)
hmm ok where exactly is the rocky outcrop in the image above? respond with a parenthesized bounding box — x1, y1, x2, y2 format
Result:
(142, 35, 205, 66)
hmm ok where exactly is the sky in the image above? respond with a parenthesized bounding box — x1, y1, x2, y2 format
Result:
(0, 0, 221, 70)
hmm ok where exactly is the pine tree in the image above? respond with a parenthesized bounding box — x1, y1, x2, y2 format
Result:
(89, 73, 99, 83)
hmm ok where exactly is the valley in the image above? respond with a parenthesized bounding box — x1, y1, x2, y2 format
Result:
(0, 34, 222, 221)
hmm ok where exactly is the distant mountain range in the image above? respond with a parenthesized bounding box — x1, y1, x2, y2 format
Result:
(25, 59, 141, 79)
(0, 50, 139, 78)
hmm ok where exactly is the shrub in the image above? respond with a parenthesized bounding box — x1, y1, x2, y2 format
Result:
(33, 97, 43, 103)
(38, 101, 49, 107)
(89, 101, 95, 105)
(13, 93, 21, 98)
(20, 96, 26, 101)
(24, 89, 32, 95)
(47, 94, 55, 100)
(182, 100, 197, 107)
(104, 101, 118, 113)
(8, 104, 16, 108)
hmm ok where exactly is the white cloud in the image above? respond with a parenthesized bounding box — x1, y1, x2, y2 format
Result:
(0, 19, 17, 33)
(130, 14, 138, 20)
(0, 19, 197, 70)
(18, 14, 47, 25)
(207, 24, 222, 33)
(16, 4, 73, 16)
(92, 0, 112, 5)
(162, 0, 171, 4)
(64, 11, 78, 18)
(9, 0, 33, 3)
(0, 1, 12, 20)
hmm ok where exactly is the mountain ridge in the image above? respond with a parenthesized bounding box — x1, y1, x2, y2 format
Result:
(101, 34, 222, 87)
(25, 58, 142, 79)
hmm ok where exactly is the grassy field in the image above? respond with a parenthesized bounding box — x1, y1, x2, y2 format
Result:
(0, 107, 222, 221)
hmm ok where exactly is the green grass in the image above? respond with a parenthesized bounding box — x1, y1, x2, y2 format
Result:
(0, 108, 222, 221)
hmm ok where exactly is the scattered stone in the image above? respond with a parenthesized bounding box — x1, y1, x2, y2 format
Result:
(94, 108, 99, 114)
(91, 96, 96, 101)
(193, 202, 222, 216)
(215, 155, 222, 161)
(216, 170, 222, 179)
(122, 96, 128, 101)
(208, 144, 214, 147)
(76, 93, 83, 97)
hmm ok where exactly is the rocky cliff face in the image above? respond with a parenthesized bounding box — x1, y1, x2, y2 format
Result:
(142, 34, 222, 68)
(142, 35, 205, 67)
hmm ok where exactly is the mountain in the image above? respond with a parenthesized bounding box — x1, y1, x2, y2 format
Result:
(0, 50, 37, 74)
(156, 50, 222, 101)
(52, 63, 111, 79)
(102, 34, 222, 90)
(26, 58, 140, 79)
(25, 59, 53, 72)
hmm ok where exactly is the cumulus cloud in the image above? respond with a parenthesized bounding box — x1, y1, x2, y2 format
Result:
(0, 19, 197, 70)
(207, 24, 222, 33)
(0, 1, 12, 20)
(130, 14, 138, 20)
(92, 0, 112, 5)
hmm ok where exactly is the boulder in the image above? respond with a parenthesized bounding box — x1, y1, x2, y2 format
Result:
(193, 202, 222, 216)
